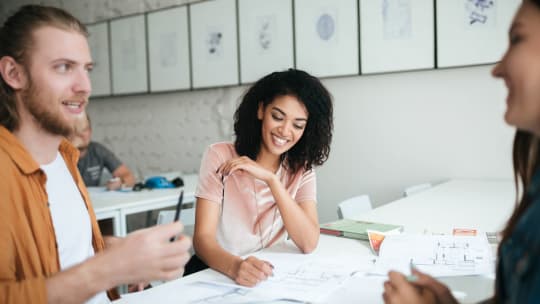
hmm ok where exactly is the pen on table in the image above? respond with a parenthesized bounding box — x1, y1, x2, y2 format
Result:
(169, 190, 184, 242)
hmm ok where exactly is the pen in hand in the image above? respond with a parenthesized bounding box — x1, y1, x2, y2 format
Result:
(407, 259, 418, 282)
(170, 190, 184, 242)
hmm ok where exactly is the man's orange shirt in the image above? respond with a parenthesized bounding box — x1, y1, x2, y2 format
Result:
(0, 126, 105, 303)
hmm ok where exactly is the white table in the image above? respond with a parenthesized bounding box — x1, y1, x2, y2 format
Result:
(90, 174, 198, 236)
(356, 179, 516, 234)
(113, 179, 515, 303)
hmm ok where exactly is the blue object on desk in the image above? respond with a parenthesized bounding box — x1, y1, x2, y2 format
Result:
(145, 176, 176, 189)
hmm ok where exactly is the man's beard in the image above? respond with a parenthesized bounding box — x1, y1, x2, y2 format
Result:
(21, 78, 76, 137)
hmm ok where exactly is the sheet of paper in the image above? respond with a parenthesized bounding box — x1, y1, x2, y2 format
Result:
(117, 280, 289, 304)
(197, 252, 359, 303)
(370, 234, 495, 277)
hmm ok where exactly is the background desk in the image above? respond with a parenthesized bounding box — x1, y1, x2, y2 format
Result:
(355, 179, 516, 234)
(90, 174, 198, 236)
(114, 178, 515, 303)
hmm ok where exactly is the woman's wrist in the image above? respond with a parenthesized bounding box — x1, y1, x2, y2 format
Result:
(227, 257, 243, 279)
(266, 173, 280, 188)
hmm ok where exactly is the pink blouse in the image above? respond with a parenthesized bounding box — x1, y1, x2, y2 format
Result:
(195, 142, 317, 256)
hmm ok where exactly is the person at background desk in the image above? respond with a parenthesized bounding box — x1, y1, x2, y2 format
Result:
(70, 113, 135, 190)
(0, 5, 191, 303)
(190, 69, 334, 287)
(383, 1, 540, 303)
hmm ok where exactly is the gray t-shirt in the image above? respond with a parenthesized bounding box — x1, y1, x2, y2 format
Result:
(78, 142, 122, 187)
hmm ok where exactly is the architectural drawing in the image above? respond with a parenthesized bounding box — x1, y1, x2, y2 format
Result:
(257, 15, 275, 51)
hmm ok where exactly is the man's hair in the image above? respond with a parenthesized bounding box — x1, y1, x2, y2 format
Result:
(0, 5, 88, 131)
(234, 69, 333, 174)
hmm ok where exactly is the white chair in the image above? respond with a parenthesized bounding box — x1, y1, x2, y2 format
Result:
(156, 210, 176, 225)
(337, 195, 373, 219)
(403, 183, 432, 197)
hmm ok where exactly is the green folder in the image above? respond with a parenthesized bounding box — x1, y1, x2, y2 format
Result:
(320, 219, 403, 240)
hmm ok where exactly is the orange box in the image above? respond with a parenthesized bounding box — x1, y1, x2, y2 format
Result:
(452, 228, 477, 236)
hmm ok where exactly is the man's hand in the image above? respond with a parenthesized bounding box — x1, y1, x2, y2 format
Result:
(100, 221, 192, 285)
(106, 177, 122, 190)
(383, 270, 458, 304)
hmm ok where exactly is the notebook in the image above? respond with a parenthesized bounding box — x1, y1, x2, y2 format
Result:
(320, 219, 403, 240)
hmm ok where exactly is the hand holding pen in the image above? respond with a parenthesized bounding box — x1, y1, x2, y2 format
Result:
(383, 267, 458, 304)
(170, 190, 184, 242)
(233, 256, 274, 287)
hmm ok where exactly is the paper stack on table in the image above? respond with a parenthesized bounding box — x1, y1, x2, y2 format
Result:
(370, 234, 495, 277)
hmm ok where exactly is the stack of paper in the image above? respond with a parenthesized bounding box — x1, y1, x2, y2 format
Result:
(370, 234, 495, 277)
(320, 219, 403, 240)
(197, 252, 354, 303)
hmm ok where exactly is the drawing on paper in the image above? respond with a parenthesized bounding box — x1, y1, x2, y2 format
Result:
(373, 234, 494, 277)
(206, 30, 223, 56)
(269, 260, 349, 288)
(465, 0, 496, 25)
(256, 15, 275, 51)
(382, 0, 412, 39)
(192, 255, 354, 303)
(411, 238, 486, 271)
(316, 13, 335, 41)
(189, 286, 250, 303)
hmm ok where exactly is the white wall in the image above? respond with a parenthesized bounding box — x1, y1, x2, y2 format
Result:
(0, 1, 515, 223)
(85, 65, 514, 223)
(317, 66, 514, 222)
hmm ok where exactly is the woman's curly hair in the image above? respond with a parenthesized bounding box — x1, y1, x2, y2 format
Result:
(234, 69, 333, 174)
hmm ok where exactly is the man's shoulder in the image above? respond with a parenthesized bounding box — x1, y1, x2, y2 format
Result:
(89, 141, 109, 151)
(0, 148, 24, 193)
(0, 143, 23, 173)
(87, 141, 114, 156)
(0, 148, 15, 171)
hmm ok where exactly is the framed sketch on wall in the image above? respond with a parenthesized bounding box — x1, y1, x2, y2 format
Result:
(190, 0, 239, 88)
(436, 0, 521, 68)
(238, 0, 293, 84)
(360, 0, 434, 74)
(148, 6, 191, 92)
(294, 0, 359, 78)
(110, 14, 148, 94)
(87, 22, 111, 97)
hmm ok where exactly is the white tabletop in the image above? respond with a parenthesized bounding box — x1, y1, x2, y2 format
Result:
(356, 179, 516, 234)
(89, 174, 199, 236)
(90, 174, 198, 214)
(113, 178, 516, 303)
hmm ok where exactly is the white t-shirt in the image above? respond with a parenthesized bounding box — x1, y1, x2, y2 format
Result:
(41, 152, 110, 304)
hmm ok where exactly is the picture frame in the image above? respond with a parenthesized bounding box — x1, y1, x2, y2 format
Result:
(87, 22, 111, 97)
(238, 0, 294, 84)
(147, 6, 191, 92)
(110, 14, 148, 94)
(294, 0, 359, 78)
(359, 0, 434, 74)
(190, 0, 239, 88)
(436, 0, 520, 68)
